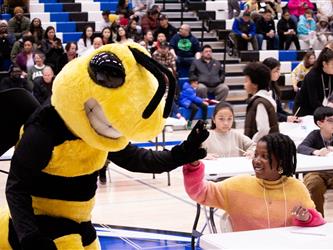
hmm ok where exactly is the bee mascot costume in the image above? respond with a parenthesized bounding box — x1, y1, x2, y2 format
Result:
(0, 43, 209, 250)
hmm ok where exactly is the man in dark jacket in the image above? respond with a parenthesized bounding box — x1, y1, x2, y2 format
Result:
(189, 45, 229, 102)
(256, 10, 279, 50)
(153, 14, 177, 42)
(277, 10, 300, 50)
(0, 66, 31, 92)
(230, 12, 258, 54)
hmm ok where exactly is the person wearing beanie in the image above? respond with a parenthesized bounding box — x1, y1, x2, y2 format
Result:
(7, 6, 30, 40)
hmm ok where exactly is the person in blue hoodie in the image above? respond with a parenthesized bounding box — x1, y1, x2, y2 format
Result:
(230, 11, 258, 55)
(179, 76, 209, 129)
(297, 9, 316, 49)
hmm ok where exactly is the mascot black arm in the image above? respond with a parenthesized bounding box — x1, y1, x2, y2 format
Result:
(6, 123, 56, 249)
(108, 121, 209, 173)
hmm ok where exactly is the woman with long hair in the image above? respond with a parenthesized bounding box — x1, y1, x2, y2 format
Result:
(29, 18, 44, 45)
(294, 47, 333, 116)
(40, 26, 64, 72)
(77, 25, 94, 56)
(101, 27, 113, 45)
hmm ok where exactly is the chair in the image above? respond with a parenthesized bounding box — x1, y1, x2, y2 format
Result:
(219, 211, 233, 233)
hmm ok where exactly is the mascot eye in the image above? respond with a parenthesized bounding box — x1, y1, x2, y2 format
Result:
(88, 52, 125, 88)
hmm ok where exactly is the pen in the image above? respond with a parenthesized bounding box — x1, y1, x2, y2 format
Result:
(235, 146, 246, 154)
(294, 107, 301, 117)
(290, 231, 326, 237)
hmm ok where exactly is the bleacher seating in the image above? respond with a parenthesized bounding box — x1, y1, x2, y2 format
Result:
(1, 0, 316, 123)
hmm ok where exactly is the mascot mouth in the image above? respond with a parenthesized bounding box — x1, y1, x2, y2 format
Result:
(84, 98, 122, 139)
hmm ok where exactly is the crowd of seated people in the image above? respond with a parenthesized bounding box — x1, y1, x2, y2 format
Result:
(0, 2, 231, 126)
(230, 0, 333, 54)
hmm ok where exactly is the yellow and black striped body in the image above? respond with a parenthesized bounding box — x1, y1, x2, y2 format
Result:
(1, 105, 107, 249)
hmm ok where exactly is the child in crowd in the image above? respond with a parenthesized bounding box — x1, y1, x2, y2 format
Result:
(203, 102, 255, 158)
(297, 106, 333, 216)
(179, 76, 208, 129)
(291, 51, 316, 92)
(262, 57, 300, 123)
(243, 62, 279, 142)
(183, 133, 325, 231)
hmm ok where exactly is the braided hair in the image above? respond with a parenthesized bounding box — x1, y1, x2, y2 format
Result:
(259, 133, 296, 177)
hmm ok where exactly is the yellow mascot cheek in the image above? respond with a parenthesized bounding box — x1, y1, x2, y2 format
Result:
(0, 208, 12, 250)
(54, 234, 84, 250)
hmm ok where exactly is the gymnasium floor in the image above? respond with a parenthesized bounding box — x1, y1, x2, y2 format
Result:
(0, 129, 332, 249)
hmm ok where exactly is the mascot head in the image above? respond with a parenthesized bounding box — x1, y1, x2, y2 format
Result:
(51, 43, 175, 151)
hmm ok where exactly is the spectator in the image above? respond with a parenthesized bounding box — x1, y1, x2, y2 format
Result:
(132, 0, 154, 18)
(297, 9, 317, 49)
(294, 47, 333, 116)
(126, 18, 142, 42)
(27, 51, 45, 89)
(151, 33, 176, 56)
(291, 50, 316, 91)
(297, 106, 333, 216)
(315, 16, 333, 49)
(40, 26, 64, 73)
(169, 24, 201, 76)
(0, 65, 31, 92)
(7, 6, 30, 40)
(10, 31, 36, 64)
(29, 18, 44, 45)
(244, 0, 259, 13)
(262, 57, 300, 123)
(277, 10, 301, 50)
(140, 6, 160, 33)
(179, 76, 208, 129)
(228, 0, 241, 19)
(189, 45, 229, 102)
(141, 30, 155, 53)
(56, 42, 78, 74)
(83, 36, 104, 56)
(32, 66, 54, 104)
(116, 0, 134, 21)
(153, 14, 177, 42)
(0, 20, 15, 71)
(317, 0, 333, 20)
(152, 41, 177, 76)
(101, 27, 114, 45)
(256, 0, 277, 19)
(183, 133, 325, 231)
(99, 10, 112, 31)
(256, 9, 279, 50)
(77, 25, 94, 56)
(16, 36, 35, 77)
(202, 102, 255, 158)
(243, 62, 279, 142)
(116, 26, 133, 44)
(230, 12, 258, 55)
(288, 0, 314, 24)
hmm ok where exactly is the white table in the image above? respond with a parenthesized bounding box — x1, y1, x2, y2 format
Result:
(279, 115, 317, 146)
(200, 222, 333, 249)
(204, 154, 333, 180)
(0, 147, 13, 161)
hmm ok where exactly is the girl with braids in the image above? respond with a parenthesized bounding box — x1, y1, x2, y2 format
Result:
(262, 57, 300, 123)
(183, 133, 325, 231)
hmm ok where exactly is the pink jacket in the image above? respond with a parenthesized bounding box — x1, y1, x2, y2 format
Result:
(288, 0, 314, 17)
